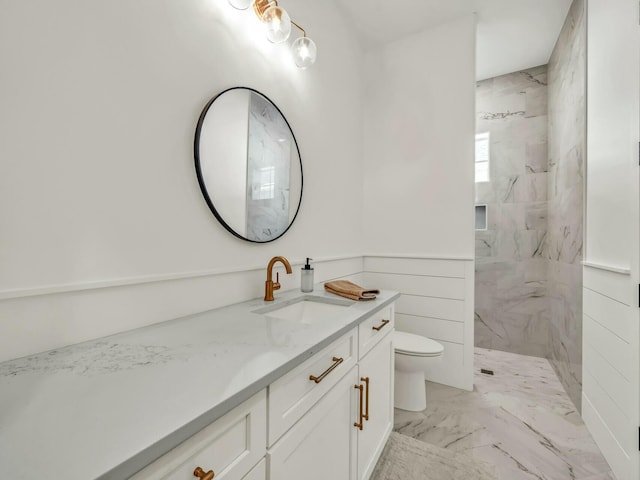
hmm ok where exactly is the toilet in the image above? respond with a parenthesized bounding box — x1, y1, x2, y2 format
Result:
(393, 331, 444, 411)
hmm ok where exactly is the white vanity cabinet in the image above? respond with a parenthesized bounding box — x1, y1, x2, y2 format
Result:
(135, 302, 395, 480)
(269, 304, 395, 480)
(268, 327, 358, 446)
(268, 366, 359, 479)
(132, 391, 267, 480)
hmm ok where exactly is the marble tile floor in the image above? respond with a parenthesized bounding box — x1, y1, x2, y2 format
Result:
(391, 348, 615, 480)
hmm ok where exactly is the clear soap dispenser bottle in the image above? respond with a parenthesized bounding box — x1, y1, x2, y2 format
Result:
(301, 257, 314, 293)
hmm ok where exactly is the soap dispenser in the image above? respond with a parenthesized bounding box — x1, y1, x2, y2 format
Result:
(301, 257, 314, 292)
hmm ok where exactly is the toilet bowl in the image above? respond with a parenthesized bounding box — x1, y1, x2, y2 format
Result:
(394, 331, 444, 411)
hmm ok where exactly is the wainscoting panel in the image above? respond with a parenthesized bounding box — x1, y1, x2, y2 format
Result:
(584, 266, 634, 306)
(583, 370, 634, 465)
(583, 312, 633, 383)
(0, 256, 364, 363)
(364, 256, 474, 391)
(582, 385, 631, 480)
(395, 313, 464, 344)
(582, 265, 639, 479)
(366, 272, 465, 300)
(428, 340, 466, 388)
(583, 286, 635, 342)
(396, 295, 465, 323)
(364, 256, 467, 278)
(583, 342, 633, 416)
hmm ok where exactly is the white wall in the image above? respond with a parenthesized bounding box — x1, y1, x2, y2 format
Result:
(363, 15, 476, 257)
(582, 0, 640, 478)
(584, 3, 637, 269)
(0, 3, 478, 367)
(362, 16, 477, 390)
(0, 0, 365, 361)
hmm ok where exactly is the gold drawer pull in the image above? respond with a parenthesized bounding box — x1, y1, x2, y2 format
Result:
(372, 319, 390, 331)
(309, 356, 344, 383)
(354, 383, 364, 430)
(362, 377, 370, 421)
(194, 467, 215, 480)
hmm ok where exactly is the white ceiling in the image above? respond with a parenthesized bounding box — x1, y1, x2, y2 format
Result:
(334, 0, 573, 80)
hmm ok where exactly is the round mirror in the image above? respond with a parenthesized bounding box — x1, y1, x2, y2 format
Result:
(195, 87, 303, 243)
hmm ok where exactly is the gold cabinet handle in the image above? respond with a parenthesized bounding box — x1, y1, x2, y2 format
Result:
(354, 383, 364, 430)
(194, 467, 215, 480)
(309, 356, 344, 384)
(372, 319, 390, 331)
(361, 377, 370, 421)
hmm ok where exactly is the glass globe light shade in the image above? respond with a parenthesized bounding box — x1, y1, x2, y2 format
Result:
(228, 0, 253, 9)
(262, 6, 291, 43)
(292, 36, 317, 68)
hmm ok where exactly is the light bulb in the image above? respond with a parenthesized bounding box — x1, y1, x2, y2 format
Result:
(262, 6, 291, 43)
(228, 0, 252, 9)
(292, 36, 317, 68)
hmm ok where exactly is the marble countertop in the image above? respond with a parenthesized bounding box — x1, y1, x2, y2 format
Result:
(0, 287, 399, 480)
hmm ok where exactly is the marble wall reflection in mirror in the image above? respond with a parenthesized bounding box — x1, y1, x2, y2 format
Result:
(195, 87, 303, 242)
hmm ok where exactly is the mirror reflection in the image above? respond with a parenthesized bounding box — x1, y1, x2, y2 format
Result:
(195, 87, 303, 243)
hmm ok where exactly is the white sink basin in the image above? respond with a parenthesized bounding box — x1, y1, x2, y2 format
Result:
(253, 296, 352, 324)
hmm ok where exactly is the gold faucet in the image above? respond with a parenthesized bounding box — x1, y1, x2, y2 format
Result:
(264, 256, 292, 301)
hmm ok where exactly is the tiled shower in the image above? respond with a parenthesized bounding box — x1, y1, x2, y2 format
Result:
(474, 0, 585, 410)
(474, 65, 550, 358)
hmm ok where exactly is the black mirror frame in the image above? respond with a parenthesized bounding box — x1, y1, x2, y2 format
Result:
(194, 87, 304, 243)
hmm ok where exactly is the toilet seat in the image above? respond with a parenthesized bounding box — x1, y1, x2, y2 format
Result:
(394, 331, 444, 357)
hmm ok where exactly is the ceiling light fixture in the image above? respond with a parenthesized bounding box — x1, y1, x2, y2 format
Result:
(228, 0, 317, 68)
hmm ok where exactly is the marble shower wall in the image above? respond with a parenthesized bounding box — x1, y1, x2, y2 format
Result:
(547, 0, 586, 411)
(474, 0, 586, 413)
(475, 66, 550, 358)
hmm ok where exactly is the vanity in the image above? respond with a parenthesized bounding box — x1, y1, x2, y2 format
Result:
(0, 288, 398, 480)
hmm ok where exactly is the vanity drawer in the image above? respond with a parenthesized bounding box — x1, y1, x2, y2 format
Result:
(268, 327, 357, 446)
(131, 390, 266, 480)
(358, 306, 394, 359)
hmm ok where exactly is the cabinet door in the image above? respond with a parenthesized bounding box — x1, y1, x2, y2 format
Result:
(131, 391, 266, 480)
(269, 366, 358, 480)
(357, 335, 394, 480)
